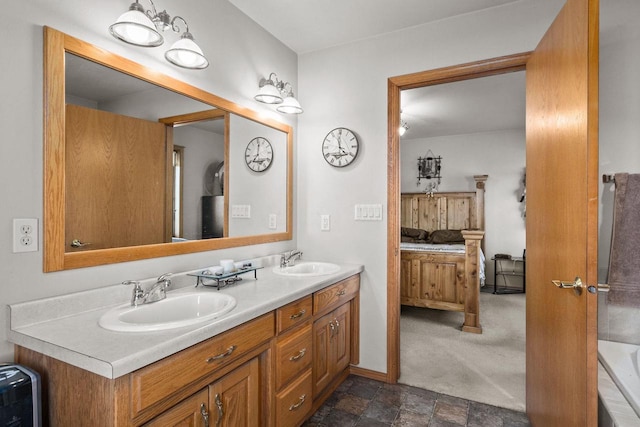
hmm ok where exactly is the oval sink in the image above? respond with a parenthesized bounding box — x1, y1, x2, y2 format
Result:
(99, 291, 236, 332)
(272, 262, 340, 277)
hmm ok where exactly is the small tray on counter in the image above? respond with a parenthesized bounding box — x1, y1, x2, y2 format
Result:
(189, 266, 263, 290)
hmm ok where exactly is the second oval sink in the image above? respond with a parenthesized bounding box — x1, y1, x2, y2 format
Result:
(99, 291, 237, 332)
(272, 262, 340, 277)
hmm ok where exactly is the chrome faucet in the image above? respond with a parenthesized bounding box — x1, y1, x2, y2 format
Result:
(280, 250, 303, 268)
(123, 273, 172, 307)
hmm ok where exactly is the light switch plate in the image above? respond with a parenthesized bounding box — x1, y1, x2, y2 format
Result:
(321, 214, 331, 231)
(231, 205, 251, 218)
(354, 204, 383, 221)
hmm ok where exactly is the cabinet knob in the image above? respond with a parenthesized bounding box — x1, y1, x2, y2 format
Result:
(200, 403, 210, 427)
(206, 345, 237, 363)
(289, 394, 306, 411)
(289, 348, 307, 362)
(214, 394, 224, 427)
(290, 309, 306, 320)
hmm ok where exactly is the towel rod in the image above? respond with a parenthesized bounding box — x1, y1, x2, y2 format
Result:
(602, 174, 615, 183)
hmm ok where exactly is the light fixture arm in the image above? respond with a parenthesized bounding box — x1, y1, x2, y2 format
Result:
(170, 16, 190, 36)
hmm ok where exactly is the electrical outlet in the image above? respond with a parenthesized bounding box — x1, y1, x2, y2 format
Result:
(13, 218, 38, 253)
(268, 214, 277, 229)
(321, 214, 331, 231)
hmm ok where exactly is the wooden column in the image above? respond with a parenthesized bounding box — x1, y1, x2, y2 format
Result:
(461, 230, 485, 334)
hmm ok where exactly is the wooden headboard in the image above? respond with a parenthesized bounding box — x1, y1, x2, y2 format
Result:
(401, 175, 488, 233)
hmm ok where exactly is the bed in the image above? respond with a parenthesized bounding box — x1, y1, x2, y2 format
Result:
(400, 175, 487, 333)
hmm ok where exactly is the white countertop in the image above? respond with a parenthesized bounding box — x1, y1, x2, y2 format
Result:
(8, 262, 363, 379)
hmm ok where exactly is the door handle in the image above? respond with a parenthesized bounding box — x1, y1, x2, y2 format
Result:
(551, 277, 584, 295)
(587, 283, 611, 294)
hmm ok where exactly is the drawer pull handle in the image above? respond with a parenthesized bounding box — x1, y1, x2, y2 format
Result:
(289, 348, 307, 361)
(337, 289, 346, 296)
(214, 393, 224, 427)
(289, 394, 306, 411)
(207, 345, 237, 363)
(335, 319, 340, 329)
(200, 403, 210, 427)
(290, 309, 306, 320)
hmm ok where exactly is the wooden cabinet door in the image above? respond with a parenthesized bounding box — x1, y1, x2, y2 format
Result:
(312, 303, 352, 397)
(312, 310, 332, 396)
(144, 389, 209, 427)
(333, 303, 351, 375)
(209, 358, 260, 427)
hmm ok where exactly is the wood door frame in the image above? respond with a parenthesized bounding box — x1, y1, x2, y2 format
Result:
(386, 52, 531, 382)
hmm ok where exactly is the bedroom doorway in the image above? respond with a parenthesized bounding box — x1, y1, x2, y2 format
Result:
(396, 70, 527, 410)
(391, 62, 528, 410)
(386, 53, 531, 404)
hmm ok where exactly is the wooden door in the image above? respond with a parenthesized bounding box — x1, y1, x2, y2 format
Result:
(209, 358, 260, 427)
(333, 303, 351, 375)
(65, 104, 169, 250)
(312, 311, 332, 396)
(144, 389, 209, 427)
(525, 0, 599, 425)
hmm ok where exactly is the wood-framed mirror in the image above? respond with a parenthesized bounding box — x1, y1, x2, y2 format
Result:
(43, 27, 293, 272)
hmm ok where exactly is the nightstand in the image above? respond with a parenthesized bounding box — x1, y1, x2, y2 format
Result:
(493, 256, 525, 294)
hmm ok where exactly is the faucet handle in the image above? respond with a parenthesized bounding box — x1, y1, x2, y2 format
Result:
(123, 280, 143, 307)
(157, 273, 172, 287)
(123, 280, 141, 288)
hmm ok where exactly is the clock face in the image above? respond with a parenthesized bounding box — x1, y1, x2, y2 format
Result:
(322, 127, 359, 168)
(245, 137, 273, 172)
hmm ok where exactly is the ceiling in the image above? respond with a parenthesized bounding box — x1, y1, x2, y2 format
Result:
(228, 0, 522, 54)
(401, 71, 525, 140)
(229, 0, 526, 139)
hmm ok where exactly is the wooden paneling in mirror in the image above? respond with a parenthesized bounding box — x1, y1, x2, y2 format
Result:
(43, 27, 293, 271)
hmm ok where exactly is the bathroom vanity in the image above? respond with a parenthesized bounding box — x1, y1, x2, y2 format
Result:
(9, 263, 362, 426)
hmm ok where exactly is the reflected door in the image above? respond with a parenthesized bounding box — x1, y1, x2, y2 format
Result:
(65, 104, 170, 250)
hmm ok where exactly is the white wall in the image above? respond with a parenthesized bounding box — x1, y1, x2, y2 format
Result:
(297, 1, 564, 373)
(401, 129, 527, 282)
(0, 0, 298, 361)
(597, 0, 640, 345)
(173, 126, 225, 240)
(229, 115, 288, 236)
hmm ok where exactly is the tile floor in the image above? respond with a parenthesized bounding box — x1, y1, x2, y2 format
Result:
(302, 375, 531, 427)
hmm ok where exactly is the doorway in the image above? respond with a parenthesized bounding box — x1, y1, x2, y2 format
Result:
(396, 70, 527, 410)
(386, 54, 531, 388)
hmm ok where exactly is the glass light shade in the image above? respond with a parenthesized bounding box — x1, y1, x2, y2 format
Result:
(255, 83, 283, 104)
(109, 9, 164, 47)
(276, 96, 303, 114)
(165, 36, 209, 69)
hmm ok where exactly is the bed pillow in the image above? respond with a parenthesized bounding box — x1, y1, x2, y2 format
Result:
(429, 229, 465, 244)
(401, 227, 429, 241)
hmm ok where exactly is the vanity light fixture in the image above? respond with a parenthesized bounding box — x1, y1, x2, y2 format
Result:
(255, 73, 303, 114)
(109, 0, 209, 69)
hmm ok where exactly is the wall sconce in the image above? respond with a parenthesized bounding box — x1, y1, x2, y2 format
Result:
(254, 73, 303, 114)
(417, 150, 442, 195)
(109, 0, 209, 70)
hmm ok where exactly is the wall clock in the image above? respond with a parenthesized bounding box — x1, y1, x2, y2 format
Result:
(245, 137, 273, 172)
(322, 127, 359, 167)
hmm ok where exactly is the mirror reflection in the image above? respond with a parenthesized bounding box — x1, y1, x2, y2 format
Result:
(64, 53, 287, 252)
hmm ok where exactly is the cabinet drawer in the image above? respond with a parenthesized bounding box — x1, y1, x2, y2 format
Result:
(313, 275, 359, 315)
(131, 313, 274, 415)
(275, 323, 312, 390)
(276, 296, 312, 334)
(275, 370, 312, 427)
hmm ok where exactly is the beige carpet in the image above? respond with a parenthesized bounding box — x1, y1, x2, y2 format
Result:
(398, 292, 526, 411)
